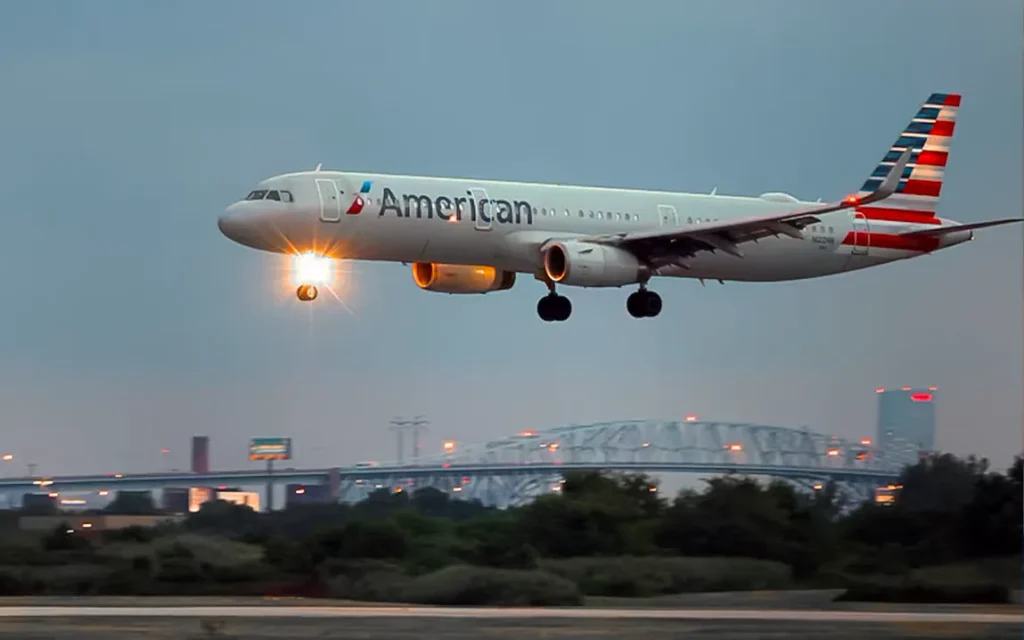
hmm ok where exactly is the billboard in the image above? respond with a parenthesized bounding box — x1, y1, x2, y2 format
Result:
(249, 437, 292, 461)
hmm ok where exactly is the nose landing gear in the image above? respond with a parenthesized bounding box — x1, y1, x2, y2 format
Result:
(627, 288, 662, 318)
(296, 284, 319, 302)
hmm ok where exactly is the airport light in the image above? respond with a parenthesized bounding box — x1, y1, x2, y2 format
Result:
(442, 440, 456, 454)
(685, 414, 698, 422)
(826, 448, 840, 457)
(726, 443, 743, 452)
(860, 438, 872, 446)
(1, 454, 12, 462)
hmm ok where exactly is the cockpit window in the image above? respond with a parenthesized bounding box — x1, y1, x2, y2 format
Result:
(243, 189, 293, 202)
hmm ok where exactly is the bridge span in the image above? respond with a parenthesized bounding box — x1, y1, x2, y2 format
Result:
(3, 420, 911, 507)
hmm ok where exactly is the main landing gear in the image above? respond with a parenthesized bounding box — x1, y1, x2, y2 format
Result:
(537, 293, 572, 322)
(627, 288, 662, 318)
(536, 285, 662, 321)
(296, 284, 319, 302)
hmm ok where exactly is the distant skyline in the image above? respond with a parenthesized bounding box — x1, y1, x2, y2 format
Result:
(0, 1, 1020, 479)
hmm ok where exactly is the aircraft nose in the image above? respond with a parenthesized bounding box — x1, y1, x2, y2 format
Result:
(217, 207, 244, 243)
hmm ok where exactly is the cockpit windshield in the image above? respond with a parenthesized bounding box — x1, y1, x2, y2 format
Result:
(244, 189, 293, 202)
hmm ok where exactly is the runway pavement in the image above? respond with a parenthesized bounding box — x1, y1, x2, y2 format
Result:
(0, 605, 1019, 624)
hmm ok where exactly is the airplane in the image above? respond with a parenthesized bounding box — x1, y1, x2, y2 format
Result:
(218, 93, 1021, 322)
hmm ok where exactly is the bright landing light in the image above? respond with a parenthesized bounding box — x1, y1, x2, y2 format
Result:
(293, 252, 333, 286)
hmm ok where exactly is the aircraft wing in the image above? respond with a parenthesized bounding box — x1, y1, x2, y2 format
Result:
(579, 149, 913, 267)
(898, 218, 1024, 237)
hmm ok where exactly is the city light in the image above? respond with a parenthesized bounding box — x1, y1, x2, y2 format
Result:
(726, 443, 743, 452)
(442, 440, 456, 453)
(860, 438, 872, 446)
(1, 454, 12, 462)
(685, 414, 699, 422)
(826, 448, 840, 457)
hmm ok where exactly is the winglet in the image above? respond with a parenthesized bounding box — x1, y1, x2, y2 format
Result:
(849, 147, 914, 206)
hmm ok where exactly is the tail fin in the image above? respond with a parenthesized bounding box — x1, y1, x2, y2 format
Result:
(856, 93, 961, 224)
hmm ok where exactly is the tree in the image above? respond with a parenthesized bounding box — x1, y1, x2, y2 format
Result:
(103, 491, 159, 515)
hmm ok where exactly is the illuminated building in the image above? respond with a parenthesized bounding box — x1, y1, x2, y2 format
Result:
(875, 387, 937, 453)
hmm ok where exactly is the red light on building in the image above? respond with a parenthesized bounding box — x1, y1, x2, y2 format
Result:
(910, 393, 933, 402)
(875, 387, 885, 393)
(685, 414, 698, 422)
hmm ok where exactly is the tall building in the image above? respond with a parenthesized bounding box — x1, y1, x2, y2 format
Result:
(191, 436, 209, 474)
(875, 387, 937, 453)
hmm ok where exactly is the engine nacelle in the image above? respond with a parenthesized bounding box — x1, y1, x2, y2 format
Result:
(543, 240, 648, 287)
(412, 263, 516, 294)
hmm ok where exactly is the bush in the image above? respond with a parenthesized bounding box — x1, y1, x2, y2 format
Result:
(0, 543, 45, 566)
(102, 525, 157, 544)
(154, 534, 263, 568)
(541, 556, 792, 597)
(835, 578, 1011, 604)
(399, 565, 583, 606)
(325, 564, 582, 606)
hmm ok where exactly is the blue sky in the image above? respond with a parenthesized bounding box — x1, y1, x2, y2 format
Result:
(0, 1, 1020, 478)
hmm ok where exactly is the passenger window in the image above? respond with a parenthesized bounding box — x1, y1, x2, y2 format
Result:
(578, 210, 584, 217)
(564, 209, 570, 216)
(828, 226, 834, 233)
(687, 217, 693, 224)
(266, 190, 281, 201)
(615, 213, 621, 220)
(279, 190, 293, 203)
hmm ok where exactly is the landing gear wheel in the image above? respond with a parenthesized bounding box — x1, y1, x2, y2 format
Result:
(627, 290, 662, 318)
(296, 284, 319, 302)
(537, 294, 572, 322)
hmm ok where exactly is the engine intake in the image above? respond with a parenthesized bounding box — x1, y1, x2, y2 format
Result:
(543, 240, 648, 287)
(412, 263, 516, 294)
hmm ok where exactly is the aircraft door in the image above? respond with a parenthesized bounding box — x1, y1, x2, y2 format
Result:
(850, 211, 869, 255)
(316, 179, 342, 222)
(468, 187, 492, 231)
(658, 204, 678, 227)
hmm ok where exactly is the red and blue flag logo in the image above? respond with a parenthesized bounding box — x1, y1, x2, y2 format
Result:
(347, 180, 373, 214)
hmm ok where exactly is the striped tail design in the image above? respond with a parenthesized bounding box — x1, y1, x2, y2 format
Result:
(856, 93, 961, 225)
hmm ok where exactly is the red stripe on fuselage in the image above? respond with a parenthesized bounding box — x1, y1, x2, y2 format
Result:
(841, 232, 941, 252)
(915, 150, 948, 167)
(857, 207, 941, 224)
(902, 179, 943, 197)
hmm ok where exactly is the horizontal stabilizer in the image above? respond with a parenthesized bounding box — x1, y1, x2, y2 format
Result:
(900, 218, 1024, 237)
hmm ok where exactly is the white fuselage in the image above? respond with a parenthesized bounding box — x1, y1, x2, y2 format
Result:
(219, 170, 967, 284)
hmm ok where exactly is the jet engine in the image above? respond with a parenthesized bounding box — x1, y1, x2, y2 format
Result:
(412, 263, 516, 294)
(543, 241, 649, 287)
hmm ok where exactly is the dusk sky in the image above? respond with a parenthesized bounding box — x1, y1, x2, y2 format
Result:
(0, 1, 1020, 479)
